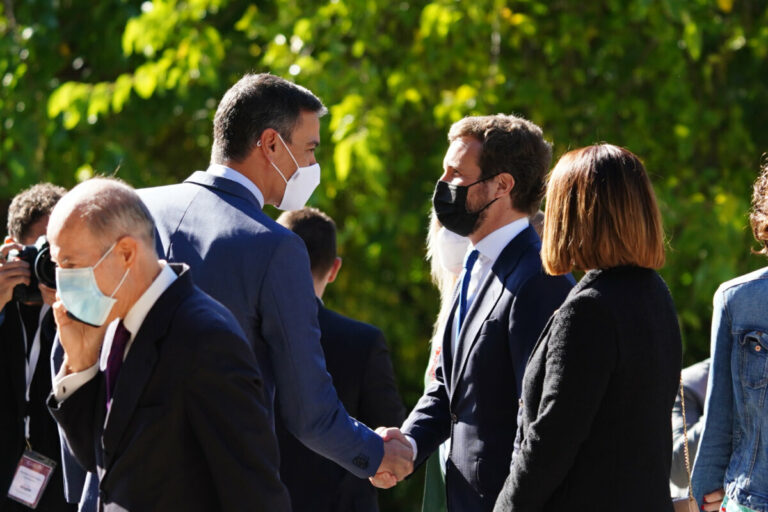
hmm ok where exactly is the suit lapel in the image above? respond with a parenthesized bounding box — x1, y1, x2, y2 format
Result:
(450, 270, 504, 397)
(441, 287, 460, 392)
(449, 226, 539, 401)
(101, 265, 193, 471)
(100, 327, 161, 471)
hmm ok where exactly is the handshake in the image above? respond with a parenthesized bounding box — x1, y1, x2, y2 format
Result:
(370, 427, 414, 489)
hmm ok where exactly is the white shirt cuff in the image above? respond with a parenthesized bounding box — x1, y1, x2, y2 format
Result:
(405, 435, 418, 462)
(53, 363, 99, 402)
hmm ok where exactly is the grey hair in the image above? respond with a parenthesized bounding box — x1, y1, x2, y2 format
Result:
(59, 177, 155, 249)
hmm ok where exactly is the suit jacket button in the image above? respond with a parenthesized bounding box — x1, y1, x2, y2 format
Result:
(353, 454, 369, 469)
(451, 413, 458, 423)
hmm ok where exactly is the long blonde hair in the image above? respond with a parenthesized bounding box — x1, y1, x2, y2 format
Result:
(425, 211, 463, 381)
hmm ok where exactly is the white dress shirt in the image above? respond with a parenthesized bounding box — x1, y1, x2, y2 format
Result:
(408, 217, 530, 461)
(53, 262, 178, 401)
(206, 163, 264, 208)
(450, 217, 529, 355)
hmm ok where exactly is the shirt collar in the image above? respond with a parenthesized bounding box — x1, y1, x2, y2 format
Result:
(472, 217, 530, 264)
(206, 163, 264, 208)
(100, 262, 177, 370)
(122, 261, 177, 337)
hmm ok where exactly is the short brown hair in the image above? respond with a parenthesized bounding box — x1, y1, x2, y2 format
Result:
(277, 207, 337, 278)
(7, 183, 67, 241)
(541, 144, 665, 275)
(749, 161, 768, 254)
(448, 114, 552, 214)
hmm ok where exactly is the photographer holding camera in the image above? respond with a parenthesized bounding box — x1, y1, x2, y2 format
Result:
(0, 183, 76, 511)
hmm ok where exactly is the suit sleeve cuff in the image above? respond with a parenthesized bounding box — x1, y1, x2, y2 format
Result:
(405, 434, 418, 462)
(53, 363, 99, 402)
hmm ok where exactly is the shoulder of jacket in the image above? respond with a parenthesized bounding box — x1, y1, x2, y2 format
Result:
(716, 266, 768, 298)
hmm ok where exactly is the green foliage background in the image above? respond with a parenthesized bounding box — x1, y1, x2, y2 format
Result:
(2, 0, 767, 508)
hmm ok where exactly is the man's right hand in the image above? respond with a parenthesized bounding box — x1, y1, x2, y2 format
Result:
(0, 242, 29, 311)
(52, 298, 108, 374)
(370, 427, 414, 489)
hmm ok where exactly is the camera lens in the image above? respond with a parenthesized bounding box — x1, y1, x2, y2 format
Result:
(34, 244, 56, 289)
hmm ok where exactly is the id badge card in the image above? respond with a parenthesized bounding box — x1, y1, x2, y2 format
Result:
(7, 450, 56, 509)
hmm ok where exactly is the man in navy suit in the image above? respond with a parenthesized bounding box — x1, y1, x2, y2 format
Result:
(373, 115, 574, 511)
(275, 207, 406, 511)
(47, 178, 289, 510)
(138, 73, 412, 484)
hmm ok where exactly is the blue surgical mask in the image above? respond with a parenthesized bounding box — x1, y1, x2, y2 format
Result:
(55, 241, 130, 327)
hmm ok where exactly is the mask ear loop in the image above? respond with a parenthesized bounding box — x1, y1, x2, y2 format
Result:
(259, 133, 295, 184)
(93, 241, 118, 269)
(93, 239, 130, 298)
(109, 268, 130, 298)
(275, 132, 301, 171)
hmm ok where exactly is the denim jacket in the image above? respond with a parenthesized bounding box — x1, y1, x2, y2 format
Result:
(691, 267, 768, 511)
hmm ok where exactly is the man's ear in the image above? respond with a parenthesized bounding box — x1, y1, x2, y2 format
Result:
(258, 128, 281, 155)
(494, 173, 515, 198)
(326, 257, 342, 284)
(115, 236, 139, 267)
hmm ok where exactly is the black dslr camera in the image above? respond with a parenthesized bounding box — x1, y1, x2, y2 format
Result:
(9, 235, 57, 303)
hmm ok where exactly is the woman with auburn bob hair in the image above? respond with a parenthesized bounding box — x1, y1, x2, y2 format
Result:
(691, 163, 768, 512)
(494, 144, 682, 512)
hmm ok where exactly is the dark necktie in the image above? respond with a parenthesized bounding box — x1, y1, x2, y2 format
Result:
(457, 249, 480, 335)
(105, 321, 130, 406)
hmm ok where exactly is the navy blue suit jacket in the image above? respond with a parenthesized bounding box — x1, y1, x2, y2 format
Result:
(138, 172, 383, 477)
(48, 265, 289, 511)
(402, 226, 574, 511)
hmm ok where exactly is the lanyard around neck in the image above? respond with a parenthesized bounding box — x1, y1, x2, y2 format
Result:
(16, 303, 49, 442)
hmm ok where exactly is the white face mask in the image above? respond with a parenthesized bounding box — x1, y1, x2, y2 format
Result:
(55, 241, 130, 327)
(270, 133, 321, 211)
(434, 226, 470, 276)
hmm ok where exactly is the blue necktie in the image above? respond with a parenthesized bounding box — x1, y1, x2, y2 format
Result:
(457, 249, 480, 334)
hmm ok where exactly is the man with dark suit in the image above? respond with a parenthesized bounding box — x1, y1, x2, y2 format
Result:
(372, 115, 574, 511)
(0, 183, 75, 512)
(138, 73, 412, 484)
(276, 207, 406, 511)
(46, 178, 289, 511)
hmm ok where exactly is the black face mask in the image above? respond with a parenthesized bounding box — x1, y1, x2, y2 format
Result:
(432, 175, 499, 237)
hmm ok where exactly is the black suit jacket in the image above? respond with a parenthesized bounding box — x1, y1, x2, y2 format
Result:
(276, 301, 406, 512)
(48, 264, 290, 511)
(0, 302, 75, 512)
(402, 226, 574, 511)
(494, 266, 682, 512)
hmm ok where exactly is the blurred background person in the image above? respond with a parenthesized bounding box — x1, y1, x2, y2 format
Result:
(495, 144, 681, 512)
(276, 207, 406, 512)
(0, 183, 74, 511)
(691, 163, 768, 512)
(670, 358, 710, 499)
